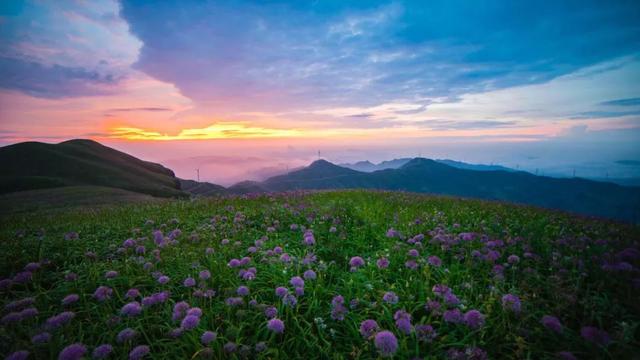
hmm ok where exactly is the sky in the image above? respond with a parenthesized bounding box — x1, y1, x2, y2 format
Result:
(0, 0, 639, 185)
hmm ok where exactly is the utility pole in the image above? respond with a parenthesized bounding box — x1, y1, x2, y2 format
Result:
(196, 168, 200, 182)
(317, 150, 321, 160)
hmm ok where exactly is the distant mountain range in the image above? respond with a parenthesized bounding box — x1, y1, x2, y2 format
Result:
(1, 139, 639, 222)
(340, 158, 517, 173)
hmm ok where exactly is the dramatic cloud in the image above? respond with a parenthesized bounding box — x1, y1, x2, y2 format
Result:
(0, 56, 121, 98)
(119, 0, 640, 112)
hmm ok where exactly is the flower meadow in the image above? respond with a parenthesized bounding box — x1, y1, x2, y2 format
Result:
(0, 190, 639, 359)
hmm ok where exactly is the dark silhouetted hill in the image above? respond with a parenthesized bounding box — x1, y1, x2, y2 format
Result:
(0, 139, 185, 197)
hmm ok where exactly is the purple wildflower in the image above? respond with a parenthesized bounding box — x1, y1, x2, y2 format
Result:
(267, 318, 285, 333)
(280, 253, 291, 263)
(303, 269, 317, 280)
(464, 310, 485, 329)
(444, 292, 460, 306)
(93, 286, 113, 302)
(46, 311, 75, 329)
(428, 256, 442, 267)
(187, 307, 202, 317)
(116, 328, 137, 343)
(201, 331, 217, 345)
(374, 331, 398, 357)
(382, 291, 399, 304)
(105, 271, 118, 279)
(541, 315, 563, 333)
(157, 275, 170, 284)
(290, 276, 305, 288)
(5, 297, 35, 311)
(507, 255, 520, 264)
(377, 257, 390, 269)
(408, 249, 419, 257)
(415, 324, 437, 342)
(283, 294, 297, 307)
(58, 343, 87, 360)
(405, 260, 418, 270)
(181, 315, 200, 330)
(128, 345, 150, 360)
(349, 256, 365, 270)
(580, 326, 611, 346)
(265, 306, 277, 319)
(121, 302, 142, 317)
(225, 297, 244, 306)
(31, 332, 51, 344)
(172, 301, 190, 321)
(360, 319, 379, 338)
(443, 309, 463, 324)
(92, 344, 113, 359)
(12, 271, 33, 284)
(501, 294, 521, 313)
(275, 286, 288, 298)
(237, 286, 250, 296)
(199, 270, 211, 280)
(183, 277, 196, 287)
(125, 288, 141, 299)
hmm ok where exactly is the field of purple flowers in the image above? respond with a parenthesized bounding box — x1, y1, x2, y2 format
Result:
(0, 190, 639, 359)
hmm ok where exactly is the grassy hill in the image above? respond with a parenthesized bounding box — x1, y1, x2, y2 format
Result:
(179, 179, 226, 196)
(0, 190, 638, 358)
(0, 139, 186, 198)
(256, 158, 640, 222)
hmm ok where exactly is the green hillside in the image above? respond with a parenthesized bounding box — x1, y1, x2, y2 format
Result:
(257, 158, 640, 222)
(0, 139, 186, 198)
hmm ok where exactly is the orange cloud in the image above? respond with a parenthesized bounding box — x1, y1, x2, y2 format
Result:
(110, 122, 301, 140)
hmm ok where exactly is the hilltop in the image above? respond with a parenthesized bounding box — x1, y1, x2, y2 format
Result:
(0, 139, 186, 198)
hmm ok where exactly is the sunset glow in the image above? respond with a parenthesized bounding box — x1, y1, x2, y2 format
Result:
(0, 0, 638, 184)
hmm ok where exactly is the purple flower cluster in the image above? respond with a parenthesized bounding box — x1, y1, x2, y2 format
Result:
(201, 331, 217, 345)
(93, 286, 113, 302)
(359, 319, 379, 338)
(141, 291, 170, 307)
(394, 310, 413, 334)
(121, 301, 142, 317)
(463, 310, 485, 329)
(349, 256, 365, 271)
(129, 345, 150, 360)
(58, 343, 86, 360)
(374, 330, 398, 357)
(267, 318, 285, 333)
(116, 328, 137, 343)
(45, 311, 75, 329)
(330, 295, 348, 321)
(541, 315, 563, 333)
(92, 344, 113, 359)
(376, 257, 390, 269)
(303, 230, 316, 246)
(382, 291, 399, 304)
(501, 294, 521, 313)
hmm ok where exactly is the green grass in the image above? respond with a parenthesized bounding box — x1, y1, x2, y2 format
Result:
(0, 190, 638, 359)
